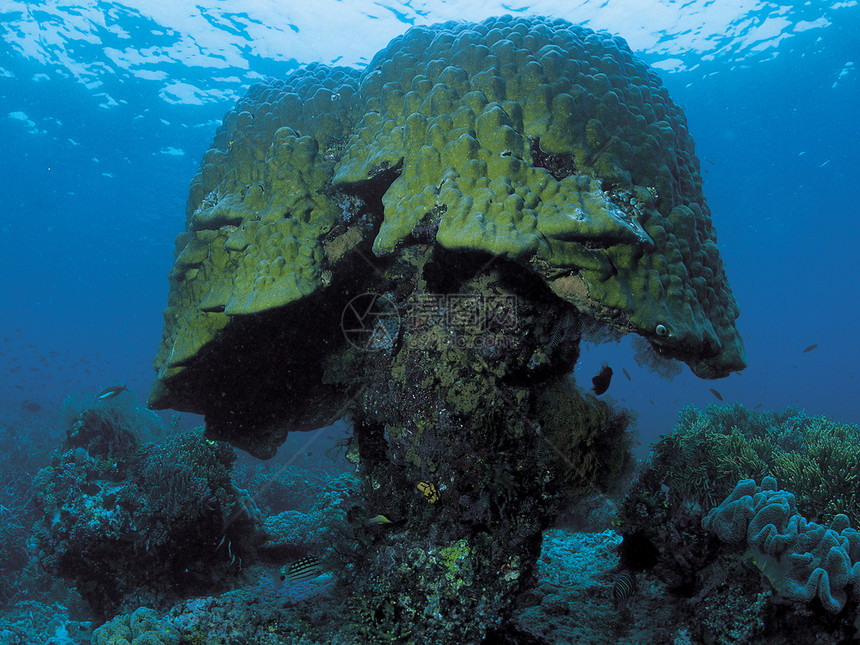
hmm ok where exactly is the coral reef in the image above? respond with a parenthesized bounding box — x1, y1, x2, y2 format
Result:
(240, 465, 334, 515)
(31, 399, 263, 616)
(144, 16, 745, 642)
(702, 476, 860, 614)
(617, 473, 715, 593)
(644, 403, 860, 525)
(165, 589, 341, 645)
(0, 483, 29, 605)
(0, 414, 56, 605)
(618, 404, 860, 595)
(508, 529, 694, 644)
(615, 404, 860, 641)
(260, 471, 357, 554)
(535, 377, 636, 499)
(0, 600, 93, 645)
(60, 391, 165, 457)
(693, 568, 771, 645)
(92, 607, 179, 645)
(304, 264, 637, 642)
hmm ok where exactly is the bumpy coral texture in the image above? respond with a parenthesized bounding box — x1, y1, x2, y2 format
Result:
(92, 607, 179, 645)
(703, 476, 860, 613)
(151, 15, 744, 411)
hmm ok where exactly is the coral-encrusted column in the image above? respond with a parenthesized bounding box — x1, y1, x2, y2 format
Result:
(326, 246, 633, 642)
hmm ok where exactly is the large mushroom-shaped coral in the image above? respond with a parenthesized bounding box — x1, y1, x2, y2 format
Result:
(150, 15, 745, 447)
(148, 16, 745, 642)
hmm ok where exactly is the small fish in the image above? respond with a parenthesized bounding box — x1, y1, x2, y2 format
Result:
(591, 364, 613, 395)
(802, 344, 818, 353)
(22, 400, 41, 412)
(613, 570, 636, 610)
(364, 514, 393, 526)
(709, 388, 723, 401)
(281, 556, 324, 584)
(96, 384, 128, 400)
(622, 368, 631, 381)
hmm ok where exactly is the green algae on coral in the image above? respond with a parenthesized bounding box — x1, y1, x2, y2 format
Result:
(438, 539, 473, 590)
(151, 15, 745, 420)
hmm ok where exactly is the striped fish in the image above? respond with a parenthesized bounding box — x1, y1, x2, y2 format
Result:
(281, 556, 324, 585)
(613, 570, 636, 610)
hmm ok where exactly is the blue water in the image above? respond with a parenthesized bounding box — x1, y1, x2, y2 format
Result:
(2, 1, 857, 453)
(0, 0, 858, 640)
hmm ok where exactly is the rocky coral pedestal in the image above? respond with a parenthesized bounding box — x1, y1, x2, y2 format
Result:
(324, 250, 633, 641)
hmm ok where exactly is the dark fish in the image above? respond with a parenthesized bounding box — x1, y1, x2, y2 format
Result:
(622, 368, 631, 381)
(591, 364, 613, 395)
(613, 570, 636, 610)
(709, 388, 723, 401)
(802, 344, 818, 353)
(281, 556, 324, 584)
(96, 384, 128, 400)
(22, 400, 41, 412)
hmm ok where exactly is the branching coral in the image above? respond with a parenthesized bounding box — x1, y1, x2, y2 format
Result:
(642, 403, 860, 526)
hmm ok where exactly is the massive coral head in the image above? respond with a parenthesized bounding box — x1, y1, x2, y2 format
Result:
(149, 15, 745, 448)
